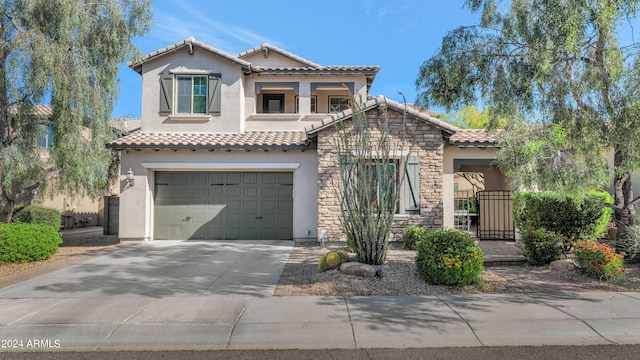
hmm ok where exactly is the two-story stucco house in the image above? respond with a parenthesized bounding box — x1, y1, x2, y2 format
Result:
(108, 38, 512, 242)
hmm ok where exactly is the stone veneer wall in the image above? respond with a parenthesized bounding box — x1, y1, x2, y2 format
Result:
(317, 107, 444, 242)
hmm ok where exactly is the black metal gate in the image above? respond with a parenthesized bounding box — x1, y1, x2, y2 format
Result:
(476, 190, 515, 240)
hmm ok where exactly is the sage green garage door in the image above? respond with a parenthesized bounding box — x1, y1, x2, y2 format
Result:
(154, 171, 293, 240)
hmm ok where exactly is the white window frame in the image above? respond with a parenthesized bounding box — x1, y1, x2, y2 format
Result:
(176, 75, 208, 115)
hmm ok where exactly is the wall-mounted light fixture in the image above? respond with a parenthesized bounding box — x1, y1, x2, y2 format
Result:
(126, 168, 135, 187)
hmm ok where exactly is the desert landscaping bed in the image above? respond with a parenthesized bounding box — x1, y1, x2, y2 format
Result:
(278, 242, 640, 296)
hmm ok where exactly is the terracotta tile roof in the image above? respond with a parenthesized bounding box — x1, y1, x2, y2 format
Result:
(129, 38, 253, 74)
(237, 43, 320, 67)
(107, 131, 311, 150)
(306, 95, 458, 135)
(8, 104, 54, 116)
(448, 129, 502, 147)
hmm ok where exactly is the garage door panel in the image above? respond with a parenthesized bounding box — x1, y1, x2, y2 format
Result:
(226, 213, 242, 224)
(226, 187, 241, 197)
(262, 200, 277, 211)
(262, 187, 277, 197)
(227, 173, 242, 184)
(243, 200, 258, 210)
(154, 171, 293, 240)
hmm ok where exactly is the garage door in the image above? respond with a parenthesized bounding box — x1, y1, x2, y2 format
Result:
(154, 171, 293, 240)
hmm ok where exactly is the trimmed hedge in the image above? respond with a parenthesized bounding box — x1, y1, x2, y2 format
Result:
(513, 190, 613, 242)
(402, 226, 428, 250)
(14, 205, 62, 229)
(415, 229, 484, 287)
(520, 228, 564, 266)
(0, 223, 62, 263)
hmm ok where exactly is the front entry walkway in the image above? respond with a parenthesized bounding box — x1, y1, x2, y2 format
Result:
(0, 240, 293, 298)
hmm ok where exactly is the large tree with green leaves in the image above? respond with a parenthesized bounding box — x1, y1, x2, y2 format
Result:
(442, 105, 507, 129)
(416, 0, 640, 230)
(0, 0, 152, 222)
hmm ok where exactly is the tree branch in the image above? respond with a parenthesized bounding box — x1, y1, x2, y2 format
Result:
(10, 169, 59, 201)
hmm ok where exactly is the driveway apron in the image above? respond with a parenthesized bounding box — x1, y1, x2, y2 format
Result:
(0, 240, 293, 298)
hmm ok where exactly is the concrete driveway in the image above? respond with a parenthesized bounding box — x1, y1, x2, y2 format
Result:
(0, 240, 293, 298)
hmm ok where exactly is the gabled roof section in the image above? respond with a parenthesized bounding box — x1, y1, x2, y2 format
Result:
(305, 95, 458, 136)
(237, 43, 320, 67)
(129, 37, 253, 74)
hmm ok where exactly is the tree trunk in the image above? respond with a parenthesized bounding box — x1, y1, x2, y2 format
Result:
(613, 149, 634, 238)
(0, 187, 14, 223)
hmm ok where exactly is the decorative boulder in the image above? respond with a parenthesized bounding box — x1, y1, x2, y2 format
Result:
(550, 259, 574, 272)
(339, 262, 377, 278)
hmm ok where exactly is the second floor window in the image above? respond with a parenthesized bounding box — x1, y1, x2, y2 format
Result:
(177, 76, 207, 114)
(263, 94, 285, 113)
(329, 96, 351, 113)
(159, 72, 222, 116)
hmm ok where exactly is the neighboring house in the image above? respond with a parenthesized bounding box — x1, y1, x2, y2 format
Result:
(107, 37, 518, 242)
(23, 104, 140, 228)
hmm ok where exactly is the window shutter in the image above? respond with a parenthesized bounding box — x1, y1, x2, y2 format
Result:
(404, 156, 420, 212)
(159, 73, 173, 115)
(208, 73, 222, 116)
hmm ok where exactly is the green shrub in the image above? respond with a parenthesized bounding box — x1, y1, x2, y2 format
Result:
(415, 229, 484, 287)
(574, 240, 625, 281)
(0, 223, 62, 263)
(513, 190, 613, 244)
(402, 226, 428, 250)
(14, 205, 62, 228)
(520, 228, 564, 266)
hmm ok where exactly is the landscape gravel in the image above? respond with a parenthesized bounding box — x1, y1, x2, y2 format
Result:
(300, 243, 640, 296)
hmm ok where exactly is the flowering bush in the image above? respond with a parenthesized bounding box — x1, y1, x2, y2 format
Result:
(415, 229, 484, 287)
(574, 240, 625, 282)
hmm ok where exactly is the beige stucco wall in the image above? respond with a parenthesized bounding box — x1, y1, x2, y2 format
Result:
(140, 48, 245, 133)
(443, 147, 508, 229)
(38, 188, 104, 228)
(118, 149, 318, 241)
(316, 107, 445, 242)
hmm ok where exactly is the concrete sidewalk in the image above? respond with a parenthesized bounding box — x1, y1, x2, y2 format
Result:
(0, 292, 639, 351)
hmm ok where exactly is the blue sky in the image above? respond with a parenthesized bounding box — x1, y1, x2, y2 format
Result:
(111, 0, 640, 119)
(111, 0, 481, 118)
